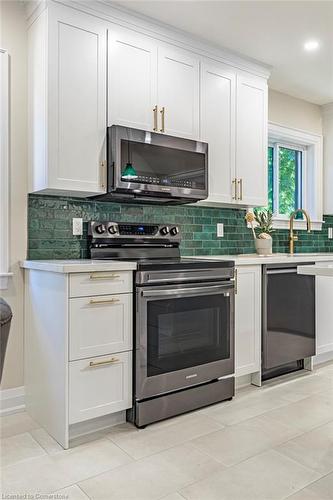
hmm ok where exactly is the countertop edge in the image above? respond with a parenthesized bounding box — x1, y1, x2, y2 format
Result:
(193, 254, 333, 266)
(20, 260, 137, 273)
(298, 264, 333, 277)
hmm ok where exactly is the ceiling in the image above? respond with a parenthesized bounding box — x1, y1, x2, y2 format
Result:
(112, 0, 333, 105)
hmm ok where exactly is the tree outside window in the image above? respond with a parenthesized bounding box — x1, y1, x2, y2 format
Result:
(268, 143, 304, 218)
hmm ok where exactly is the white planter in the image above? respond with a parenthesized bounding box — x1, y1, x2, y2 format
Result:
(255, 238, 272, 255)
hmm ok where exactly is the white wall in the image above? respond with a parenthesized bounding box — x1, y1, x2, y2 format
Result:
(0, 1, 27, 390)
(268, 89, 323, 135)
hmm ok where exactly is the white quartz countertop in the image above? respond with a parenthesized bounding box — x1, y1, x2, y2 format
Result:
(21, 259, 137, 273)
(193, 253, 333, 266)
(298, 264, 333, 277)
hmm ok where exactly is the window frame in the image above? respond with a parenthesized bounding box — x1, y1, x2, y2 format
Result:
(268, 122, 323, 231)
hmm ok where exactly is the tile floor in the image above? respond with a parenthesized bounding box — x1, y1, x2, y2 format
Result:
(1, 363, 333, 499)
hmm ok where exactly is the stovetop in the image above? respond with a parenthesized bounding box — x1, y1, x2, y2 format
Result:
(88, 221, 235, 271)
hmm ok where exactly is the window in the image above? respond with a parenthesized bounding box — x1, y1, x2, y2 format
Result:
(268, 143, 305, 218)
(267, 123, 323, 231)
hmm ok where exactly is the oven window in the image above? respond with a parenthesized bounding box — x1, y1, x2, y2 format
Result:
(121, 140, 206, 190)
(147, 294, 230, 377)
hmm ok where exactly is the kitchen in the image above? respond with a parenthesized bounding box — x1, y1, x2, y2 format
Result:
(1, 1, 333, 499)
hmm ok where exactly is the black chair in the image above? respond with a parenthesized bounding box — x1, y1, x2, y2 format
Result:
(0, 298, 12, 383)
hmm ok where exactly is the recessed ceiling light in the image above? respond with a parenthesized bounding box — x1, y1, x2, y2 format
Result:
(304, 40, 320, 52)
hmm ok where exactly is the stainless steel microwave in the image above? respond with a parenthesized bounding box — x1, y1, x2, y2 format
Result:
(96, 125, 208, 204)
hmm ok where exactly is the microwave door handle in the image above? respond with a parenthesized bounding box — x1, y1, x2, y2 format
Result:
(140, 284, 233, 299)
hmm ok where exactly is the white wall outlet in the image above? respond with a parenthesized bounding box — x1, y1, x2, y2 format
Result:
(72, 218, 83, 236)
(217, 223, 224, 237)
(328, 227, 333, 239)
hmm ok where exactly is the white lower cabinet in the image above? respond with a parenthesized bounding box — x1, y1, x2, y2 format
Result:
(24, 268, 133, 449)
(69, 351, 132, 424)
(69, 271, 132, 297)
(235, 265, 261, 377)
(316, 269, 333, 355)
(69, 294, 132, 360)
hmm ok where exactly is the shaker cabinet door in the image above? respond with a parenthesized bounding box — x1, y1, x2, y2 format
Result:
(235, 266, 261, 377)
(47, 4, 107, 194)
(108, 26, 158, 131)
(69, 351, 132, 424)
(235, 73, 268, 207)
(157, 46, 199, 139)
(201, 61, 236, 204)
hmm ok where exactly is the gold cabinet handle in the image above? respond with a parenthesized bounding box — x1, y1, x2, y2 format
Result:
(160, 106, 165, 132)
(89, 357, 119, 368)
(89, 298, 120, 305)
(238, 178, 243, 201)
(232, 179, 237, 200)
(100, 160, 106, 189)
(153, 105, 158, 131)
(89, 273, 121, 280)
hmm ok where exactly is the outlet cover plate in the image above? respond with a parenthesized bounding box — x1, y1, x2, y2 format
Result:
(217, 223, 224, 238)
(73, 218, 83, 236)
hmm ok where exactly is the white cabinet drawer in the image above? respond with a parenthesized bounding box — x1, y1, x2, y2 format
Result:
(69, 351, 132, 424)
(69, 271, 132, 297)
(69, 294, 132, 360)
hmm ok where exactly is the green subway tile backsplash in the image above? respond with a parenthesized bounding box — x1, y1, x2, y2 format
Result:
(27, 194, 333, 260)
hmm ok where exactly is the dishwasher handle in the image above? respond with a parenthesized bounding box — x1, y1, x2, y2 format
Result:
(266, 268, 298, 275)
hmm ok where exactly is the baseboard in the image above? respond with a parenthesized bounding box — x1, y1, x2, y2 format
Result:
(314, 351, 333, 366)
(0, 386, 25, 416)
(69, 411, 126, 442)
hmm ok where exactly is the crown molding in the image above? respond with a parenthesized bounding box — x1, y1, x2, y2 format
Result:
(27, 0, 271, 79)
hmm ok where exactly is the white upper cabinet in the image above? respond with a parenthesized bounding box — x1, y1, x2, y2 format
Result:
(200, 63, 268, 207)
(28, 3, 107, 196)
(108, 26, 157, 131)
(157, 46, 199, 139)
(235, 73, 268, 206)
(107, 30, 199, 139)
(201, 61, 236, 204)
(28, 2, 269, 200)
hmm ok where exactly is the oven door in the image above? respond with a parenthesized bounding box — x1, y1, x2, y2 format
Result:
(135, 281, 234, 400)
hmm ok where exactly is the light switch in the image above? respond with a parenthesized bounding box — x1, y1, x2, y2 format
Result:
(217, 223, 224, 237)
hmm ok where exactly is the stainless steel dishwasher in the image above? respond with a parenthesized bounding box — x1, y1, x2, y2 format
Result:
(262, 262, 316, 381)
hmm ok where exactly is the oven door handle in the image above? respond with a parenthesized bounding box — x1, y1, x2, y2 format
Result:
(140, 284, 233, 298)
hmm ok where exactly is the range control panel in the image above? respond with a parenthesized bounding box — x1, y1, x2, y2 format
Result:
(88, 221, 181, 240)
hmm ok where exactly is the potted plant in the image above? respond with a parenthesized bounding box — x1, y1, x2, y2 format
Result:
(245, 209, 274, 255)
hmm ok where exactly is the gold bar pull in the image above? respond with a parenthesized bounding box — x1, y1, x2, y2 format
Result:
(100, 160, 106, 189)
(160, 106, 165, 132)
(89, 298, 120, 305)
(89, 357, 119, 368)
(238, 178, 243, 201)
(89, 273, 121, 280)
(232, 179, 237, 200)
(153, 105, 158, 131)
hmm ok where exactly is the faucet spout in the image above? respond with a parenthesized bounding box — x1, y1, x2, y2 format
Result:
(289, 209, 311, 254)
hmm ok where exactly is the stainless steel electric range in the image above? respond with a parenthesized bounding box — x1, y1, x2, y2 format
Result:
(88, 221, 235, 428)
